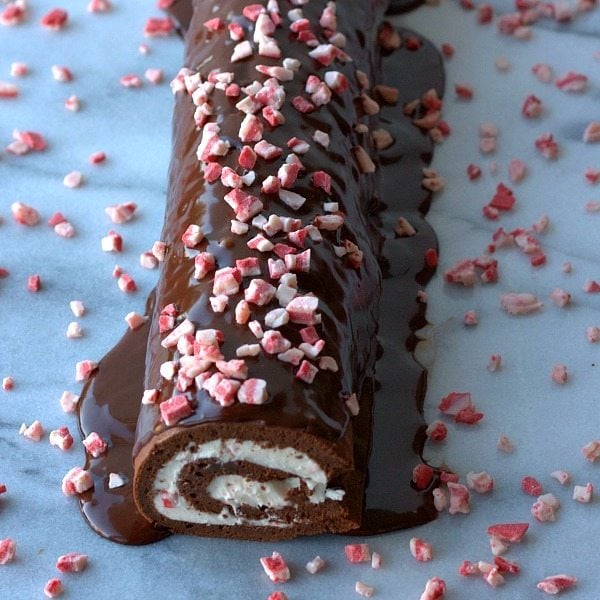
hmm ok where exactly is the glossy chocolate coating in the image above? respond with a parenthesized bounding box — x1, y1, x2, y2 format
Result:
(77, 1, 444, 543)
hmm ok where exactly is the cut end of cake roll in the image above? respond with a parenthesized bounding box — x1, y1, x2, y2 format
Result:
(133, 422, 363, 540)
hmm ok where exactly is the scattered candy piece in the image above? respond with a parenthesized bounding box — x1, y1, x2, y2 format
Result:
(43, 578, 63, 598)
(260, 552, 290, 583)
(537, 574, 577, 595)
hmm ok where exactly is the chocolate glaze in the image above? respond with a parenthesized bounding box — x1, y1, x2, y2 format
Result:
(77, 1, 444, 544)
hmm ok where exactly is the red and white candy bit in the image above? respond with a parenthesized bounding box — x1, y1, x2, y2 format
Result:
(550, 470, 570, 485)
(0, 538, 16, 564)
(117, 273, 137, 293)
(551, 364, 568, 384)
(108, 473, 126, 489)
(572, 482, 593, 503)
(160, 394, 193, 426)
(345, 543, 371, 564)
(59, 391, 79, 413)
(522, 94, 543, 118)
(583, 279, 600, 293)
(535, 132, 560, 159)
(500, 292, 542, 315)
(433, 488, 447, 512)
(410, 537, 433, 562)
(494, 556, 520, 574)
(19, 420, 44, 441)
(56, 552, 88, 573)
(537, 574, 577, 595)
(555, 71, 587, 93)
(51, 65, 73, 82)
(120, 74, 143, 88)
(447, 482, 471, 515)
(531, 493, 560, 522)
(582, 440, 600, 462)
(487, 353, 502, 372)
(455, 82, 473, 100)
(550, 288, 571, 308)
(425, 420, 448, 442)
(89, 150, 106, 164)
(412, 464, 434, 490)
(101, 230, 123, 252)
(305, 556, 325, 574)
(355, 581, 375, 597)
(2, 376, 14, 391)
(487, 522, 529, 543)
(458, 560, 479, 576)
(40, 8, 68, 30)
(61, 467, 93, 496)
(0, 81, 19, 98)
(11, 201, 40, 225)
(125, 311, 146, 330)
(371, 552, 382, 570)
(11, 129, 48, 153)
(75, 360, 97, 382)
(438, 391, 477, 419)
(65, 95, 80, 111)
(1, 1, 26, 26)
(508, 158, 527, 183)
(49, 427, 74, 451)
(143, 16, 173, 37)
(521, 475, 543, 496)
(27, 274, 41, 292)
(466, 471, 494, 494)
(583, 121, 600, 143)
(484, 567, 505, 587)
(489, 536, 508, 557)
(82, 432, 108, 458)
(586, 326, 600, 343)
(63, 171, 83, 188)
(43, 578, 63, 598)
(463, 310, 478, 326)
(87, 0, 111, 12)
(267, 593, 288, 600)
(10, 62, 28, 77)
(105, 201, 136, 223)
(584, 168, 600, 185)
(419, 577, 446, 600)
(260, 552, 290, 583)
(145, 68, 164, 85)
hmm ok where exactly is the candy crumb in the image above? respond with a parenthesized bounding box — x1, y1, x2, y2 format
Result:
(260, 552, 290, 583)
(0, 538, 16, 565)
(19, 420, 44, 441)
(572, 483, 593, 503)
(345, 543, 371, 563)
(56, 552, 88, 573)
(419, 577, 446, 600)
(497, 435, 514, 453)
(305, 556, 325, 574)
(537, 574, 577, 595)
(107, 473, 126, 489)
(550, 470, 570, 485)
(355, 581, 375, 597)
(410, 537, 433, 562)
(43, 578, 63, 598)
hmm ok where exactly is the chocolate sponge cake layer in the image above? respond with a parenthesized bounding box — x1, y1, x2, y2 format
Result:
(132, 0, 389, 538)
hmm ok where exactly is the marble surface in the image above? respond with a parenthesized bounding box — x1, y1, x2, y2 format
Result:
(1, 1, 599, 598)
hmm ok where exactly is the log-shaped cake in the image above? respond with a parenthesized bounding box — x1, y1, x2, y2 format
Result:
(132, 0, 389, 540)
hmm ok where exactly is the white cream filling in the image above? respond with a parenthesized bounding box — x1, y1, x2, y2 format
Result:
(152, 438, 345, 527)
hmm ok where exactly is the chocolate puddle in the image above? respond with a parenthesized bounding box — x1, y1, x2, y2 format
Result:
(78, 17, 444, 544)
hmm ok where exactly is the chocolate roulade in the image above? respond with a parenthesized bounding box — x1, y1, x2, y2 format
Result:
(132, 0, 389, 540)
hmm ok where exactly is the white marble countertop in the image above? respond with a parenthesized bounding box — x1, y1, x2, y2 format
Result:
(1, 1, 599, 598)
